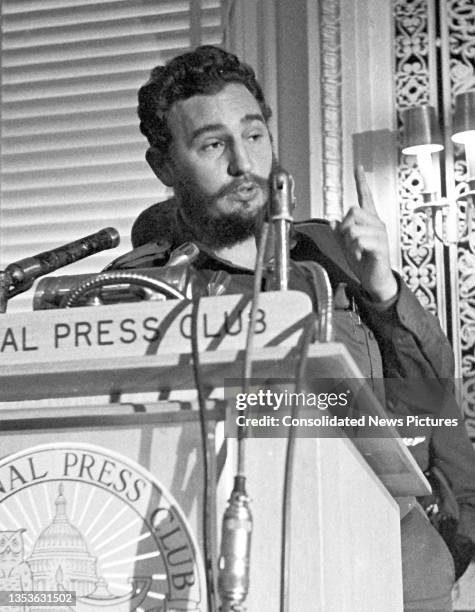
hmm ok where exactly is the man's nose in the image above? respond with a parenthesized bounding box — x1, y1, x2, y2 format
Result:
(228, 141, 252, 176)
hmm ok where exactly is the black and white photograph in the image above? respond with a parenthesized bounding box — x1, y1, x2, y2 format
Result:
(0, 1, 475, 611)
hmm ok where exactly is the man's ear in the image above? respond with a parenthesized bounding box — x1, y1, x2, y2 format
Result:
(146, 146, 174, 187)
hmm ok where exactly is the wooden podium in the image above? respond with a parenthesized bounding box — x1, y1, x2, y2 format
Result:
(0, 293, 430, 612)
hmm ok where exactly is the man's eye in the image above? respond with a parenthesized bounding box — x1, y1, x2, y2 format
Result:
(202, 141, 223, 152)
(248, 133, 263, 142)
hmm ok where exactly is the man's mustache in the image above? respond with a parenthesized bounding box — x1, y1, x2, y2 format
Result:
(215, 174, 270, 198)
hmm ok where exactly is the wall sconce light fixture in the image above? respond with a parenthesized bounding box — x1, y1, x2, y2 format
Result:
(401, 92, 475, 245)
(452, 91, 475, 189)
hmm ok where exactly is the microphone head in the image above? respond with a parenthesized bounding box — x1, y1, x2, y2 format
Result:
(269, 167, 295, 218)
(99, 227, 121, 249)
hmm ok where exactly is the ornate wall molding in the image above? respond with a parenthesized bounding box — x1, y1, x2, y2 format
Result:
(394, 0, 439, 315)
(319, 0, 343, 222)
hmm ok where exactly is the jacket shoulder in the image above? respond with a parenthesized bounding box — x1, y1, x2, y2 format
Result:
(131, 198, 178, 248)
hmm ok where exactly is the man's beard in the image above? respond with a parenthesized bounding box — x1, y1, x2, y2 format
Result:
(175, 175, 269, 249)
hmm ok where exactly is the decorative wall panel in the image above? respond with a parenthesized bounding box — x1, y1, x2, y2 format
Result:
(446, 0, 475, 431)
(394, 0, 440, 315)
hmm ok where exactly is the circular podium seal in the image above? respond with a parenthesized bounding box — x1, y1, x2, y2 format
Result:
(0, 443, 206, 611)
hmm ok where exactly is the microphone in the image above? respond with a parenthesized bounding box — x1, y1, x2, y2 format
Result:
(5, 227, 120, 296)
(218, 476, 253, 611)
(268, 166, 295, 291)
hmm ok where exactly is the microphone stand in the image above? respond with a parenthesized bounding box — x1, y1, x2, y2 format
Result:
(0, 228, 119, 313)
(217, 167, 295, 611)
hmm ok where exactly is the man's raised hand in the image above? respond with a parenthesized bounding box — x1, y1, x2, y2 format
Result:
(337, 165, 398, 302)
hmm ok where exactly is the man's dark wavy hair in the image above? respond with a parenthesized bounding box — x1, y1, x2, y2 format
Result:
(137, 45, 271, 165)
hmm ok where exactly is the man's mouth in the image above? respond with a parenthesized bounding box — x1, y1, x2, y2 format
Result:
(230, 182, 259, 202)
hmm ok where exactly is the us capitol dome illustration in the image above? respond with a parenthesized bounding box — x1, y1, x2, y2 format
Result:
(28, 484, 98, 596)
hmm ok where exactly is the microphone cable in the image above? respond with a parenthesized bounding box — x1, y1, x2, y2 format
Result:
(187, 218, 271, 611)
(216, 219, 270, 612)
(279, 259, 333, 612)
(279, 307, 318, 612)
(190, 295, 219, 612)
(238, 218, 270, 474)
